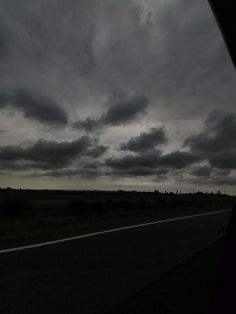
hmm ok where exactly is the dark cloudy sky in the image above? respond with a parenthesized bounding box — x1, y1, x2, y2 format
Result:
(0, 0, 236, 192)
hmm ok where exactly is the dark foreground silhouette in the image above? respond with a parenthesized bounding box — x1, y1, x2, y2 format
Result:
(210, 202, 236, 314)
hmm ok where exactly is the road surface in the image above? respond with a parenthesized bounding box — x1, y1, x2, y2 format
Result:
(0, 210, 231, 314)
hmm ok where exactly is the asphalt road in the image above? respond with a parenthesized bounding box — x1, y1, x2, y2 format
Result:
(0, 210, 231, 314)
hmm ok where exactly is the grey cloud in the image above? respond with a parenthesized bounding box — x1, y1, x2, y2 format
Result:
(185, 110, 236, 170)
(187, 171, 236, 187)
(1, 0, 236, 190)
(216, 169, 231, 177)
(76, 23, 96, 76)
(0, 30, 7, 57)
(109, 167, 168, 178)
(86, 144, 108, 158)
(191, 166, 212, 177)
(185, 110, 236, 153)
(1, 0, 234, 120)
(0, 0, 96, 69)
(107, 148, 198, 177)
(159, 151, 200, 169)
(0, 89, 68, 126)
(41, 167, 101, 179)
(124, 167, 169, 177)
(101, 94, 148, 126)
(0, 92, 9, 107)
(117, 167, 155, 177)
(209, 176, 236, 186)
(121, 127, 167, 152)
(106, 150, 162, 170)
(74, 93, 148, 132)
(0, 17, 11, 58)
(155, 168, 169, 176)
(73, 118, 97, 132)
(33, 160, 103, 178)
(0, 136, 92, 170)
(209, 149, 236, 170)
(12, 90, 68, 126)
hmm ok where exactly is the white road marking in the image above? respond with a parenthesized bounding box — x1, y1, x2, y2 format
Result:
(0, 209, 231, 255)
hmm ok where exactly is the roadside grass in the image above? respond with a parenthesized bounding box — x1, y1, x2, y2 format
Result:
(0, 190, 234, 248)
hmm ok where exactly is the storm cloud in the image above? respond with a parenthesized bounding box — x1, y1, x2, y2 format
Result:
(101, 94, 148, 126)
(0, 0, 236, 191)
(73, 118, 97, 132)
(185, 110, 236, 153)
(74, 93, 148, 132)
(121, 127, 167, 152)
(190, 166, 212, 177)
(107, 150, 162, 171)
(0, 136, 106, 170)
(40, 161, 103, 179)
(185, 110, 236, 170)
(107, 148, 199, 177)
(0, 89, 68, 126)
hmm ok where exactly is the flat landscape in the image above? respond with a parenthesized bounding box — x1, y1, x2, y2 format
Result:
(0, 189, 233, 313)
(0, 189, 233, 247)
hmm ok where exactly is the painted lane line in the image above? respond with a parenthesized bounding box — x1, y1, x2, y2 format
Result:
(0, 209, 231, 255)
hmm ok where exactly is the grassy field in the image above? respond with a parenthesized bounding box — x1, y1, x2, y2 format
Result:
(0, 189, 234, 247)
